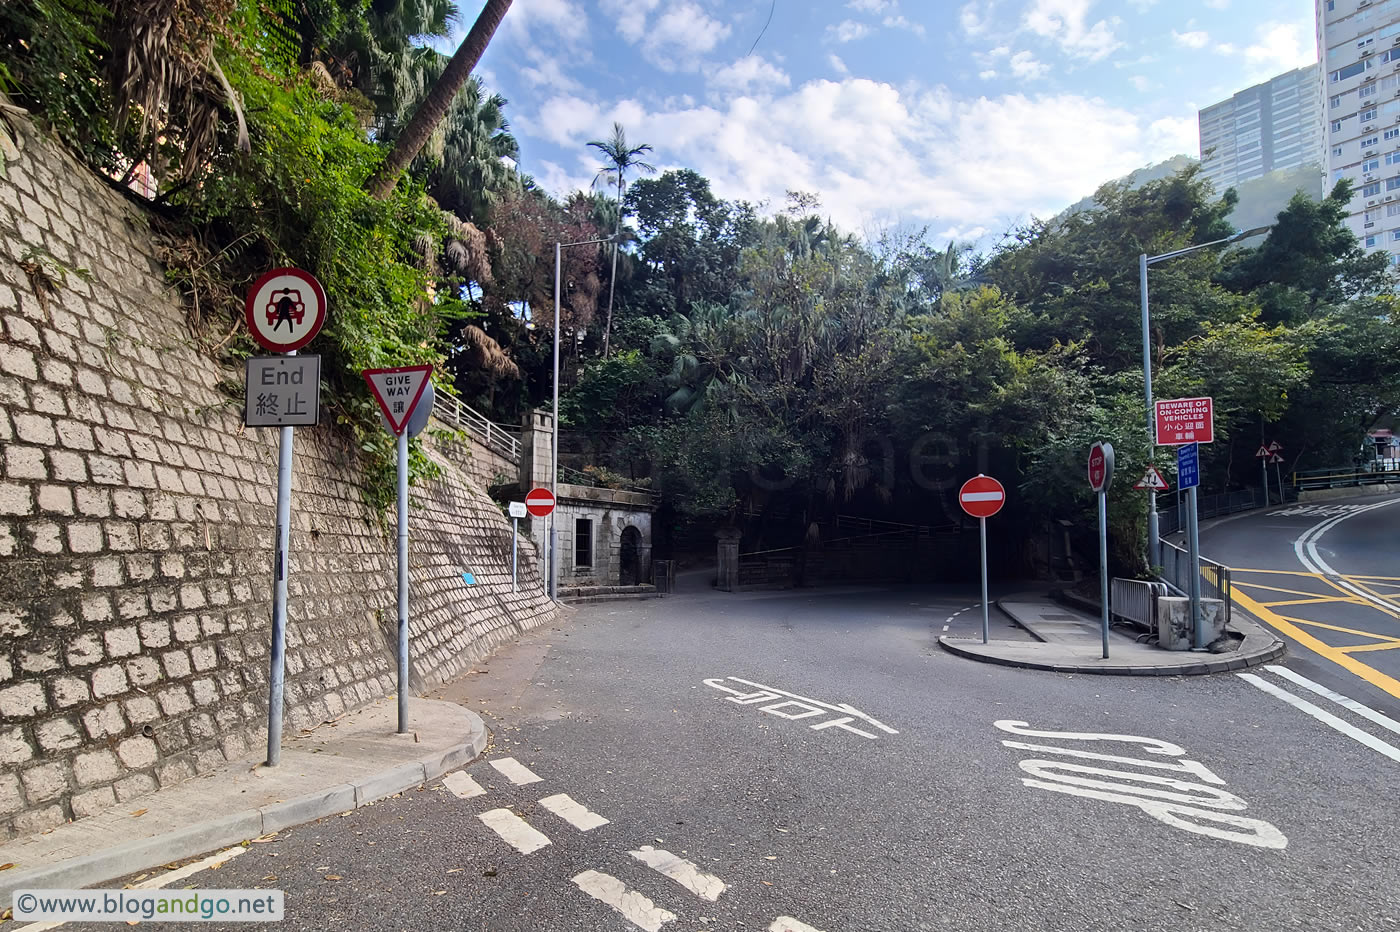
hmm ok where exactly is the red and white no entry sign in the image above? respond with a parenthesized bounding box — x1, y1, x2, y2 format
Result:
(525, 487, 556, 518)
(959, 475, 1006, 519)
(246, 267, 327, 353)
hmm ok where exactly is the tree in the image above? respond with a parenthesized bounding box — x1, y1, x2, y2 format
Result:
(587, 122, 656, 357)
(366, 0, 512, 200)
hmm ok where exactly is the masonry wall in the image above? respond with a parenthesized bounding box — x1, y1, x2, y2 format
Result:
(0, 120, 554, 839)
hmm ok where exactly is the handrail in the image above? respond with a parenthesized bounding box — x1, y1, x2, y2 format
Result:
(431, 392, 520, 462)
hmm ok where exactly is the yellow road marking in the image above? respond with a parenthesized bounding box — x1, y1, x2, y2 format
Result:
(1233, 587, 1400, 702)
(1260, 595, 1370, 608)
(1270, 617, 1400, 643)
(1234, 568, 1400, 582)
(1340, 642, 1400, 654)
(1236, 580, 1343, 599)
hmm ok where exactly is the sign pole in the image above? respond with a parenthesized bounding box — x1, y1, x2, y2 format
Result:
(512, 517, 518, 593)
(1274, 458, 1284, 504)
(396, 430, 410, 733)
(266, 415, 295, 767)
(1187, 483, 1204, 649)
(1098, 490, 1110, 659)
(980, 516, 989, 645)
(1261, 454, 1270, 506)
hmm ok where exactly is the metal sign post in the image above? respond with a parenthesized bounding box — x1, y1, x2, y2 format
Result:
(362, 366, 434, 734)
(959, 475, 1006, 645)
(1256, 444, 1271, 505)
(1089, 442, 1115, 659)
(245, 268, 327, 769)
(1177, 442, 1204, 649)
(526, 488, 557, 598)
(509, 501, 527, 592)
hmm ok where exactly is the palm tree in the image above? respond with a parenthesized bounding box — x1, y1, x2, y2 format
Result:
(367, 0, 513, 200)
(587, 122, 656, 357)
(423, 76, 520, 222)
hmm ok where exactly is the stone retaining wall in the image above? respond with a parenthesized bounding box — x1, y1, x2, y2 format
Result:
(0, 119, 554, 839)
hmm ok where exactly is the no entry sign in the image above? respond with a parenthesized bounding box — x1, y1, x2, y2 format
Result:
(246, 268, 327, 353)
(959, 475, 1006, 519)
(525, 487, 556, 518)
(1155, 396, 1214, 446)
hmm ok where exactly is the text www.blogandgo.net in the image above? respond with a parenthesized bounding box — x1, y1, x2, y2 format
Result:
(13, 889, 285, 922)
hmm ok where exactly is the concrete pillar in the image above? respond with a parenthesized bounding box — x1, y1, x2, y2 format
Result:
(716, 528, 742, 592)
(519, 409, 554, 548)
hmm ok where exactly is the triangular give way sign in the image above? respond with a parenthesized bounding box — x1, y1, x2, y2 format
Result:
(363, 365, 433, 435)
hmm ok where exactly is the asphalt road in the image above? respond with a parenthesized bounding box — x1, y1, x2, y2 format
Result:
(1201, 492, 1400, 718)
(60, 571, 1400, 932)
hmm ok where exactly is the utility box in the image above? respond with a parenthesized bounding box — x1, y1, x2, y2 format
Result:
(1157, 596, 1226, 650)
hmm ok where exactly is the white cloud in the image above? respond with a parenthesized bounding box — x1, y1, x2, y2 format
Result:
(979, 69, 999, 79)
(1172, 30, 1210, 49)
(1009, 51, 1050, 80)
(500, 0, 589, 42)
(1242, 22, 1316, 81)
(527, 79, 1209, 238)
(519, 46, 582, 92)
(883, 14, 927, 37)
(1204, 0, 1229, 8)
(1126, 0, 1158, 9)
(828, 19, 874, 42)
(960, 1, 992, 36)
(846, 0, 892, 10)
(1023, 0, 1122, 61)
(1130, 74, 1151, 92)
(599, 0, 657, 43)
(829, 54, 851, 75)
(599, 0, 729, 71)
(708, 56, 792, 94)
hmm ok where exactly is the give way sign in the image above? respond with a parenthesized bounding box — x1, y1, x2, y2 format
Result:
(363, 365, 433, 436)
(959, 475, 1006, 519)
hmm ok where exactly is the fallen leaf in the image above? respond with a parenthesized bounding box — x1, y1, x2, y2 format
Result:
(324, 874, 342, 881)
(262, 875, 278, 883)
(432, 890, 446, 896)
(761, 881, 773, 886)
(764, 856, 777, 861)
(130, 808, 148, 818)
(447, 869, 463, 874)
(0, 863, 14, 872)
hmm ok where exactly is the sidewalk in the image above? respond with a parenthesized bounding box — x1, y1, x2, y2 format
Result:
(0, 697, 487, 910)
(938, 597, 1285, 675)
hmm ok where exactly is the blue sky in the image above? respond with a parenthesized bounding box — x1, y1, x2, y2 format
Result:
(470, 0, 1318, 242)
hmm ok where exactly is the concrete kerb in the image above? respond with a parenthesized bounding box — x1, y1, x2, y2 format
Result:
(0, 713, 488, 911)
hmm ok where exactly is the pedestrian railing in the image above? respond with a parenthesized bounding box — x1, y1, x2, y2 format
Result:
(1156, 488, 1269, 537)
(1157, 539, 1232, 623)
(1110, 577, 1168, 629)
(1291, 465, 1400, 491)
(431, 392, 520, 463)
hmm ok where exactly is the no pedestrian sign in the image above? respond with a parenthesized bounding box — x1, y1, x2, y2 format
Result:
(363, 365, 433, 436)
(1155, 396, 1214, 446)
(246, 268, 327, 353)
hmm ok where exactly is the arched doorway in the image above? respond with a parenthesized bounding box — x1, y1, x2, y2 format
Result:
(619, 526, 642, 586)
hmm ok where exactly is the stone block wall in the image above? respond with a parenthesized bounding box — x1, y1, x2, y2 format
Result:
(0, 119, 554, 839)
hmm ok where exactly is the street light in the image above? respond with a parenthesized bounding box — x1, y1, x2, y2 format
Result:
(548, 233, 621, 600)
(1139, 224, 1271, 564)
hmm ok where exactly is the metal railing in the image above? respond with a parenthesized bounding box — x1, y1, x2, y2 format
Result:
(557, 464, 656, 497)
(1156, 487, 1269, 537)
(1110, 577, 1168, 629)
(1157, 539, 1232, 622)
(431, 392, 520, 462)
(1291, 464, 1400, 491)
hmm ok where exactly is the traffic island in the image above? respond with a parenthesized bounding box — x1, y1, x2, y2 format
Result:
(938, 599, 1285, 676)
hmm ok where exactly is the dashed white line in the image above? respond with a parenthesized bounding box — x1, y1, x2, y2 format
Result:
(1264, 665, 1400, 738)
(629, 845, 728, 901)
(538, 793, 609, 831)
(489, 757, 543, 785)
(572, 869, 676, 931)
(769, 918, 827, 932)
(442, 771, 486, 799)
(1238, 673, 1400, 764)
(478, 807, 551, 854)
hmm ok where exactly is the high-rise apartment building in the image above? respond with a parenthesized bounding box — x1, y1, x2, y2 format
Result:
(1199, 65, 1323, 191)
(1318, 0, 1400, 266)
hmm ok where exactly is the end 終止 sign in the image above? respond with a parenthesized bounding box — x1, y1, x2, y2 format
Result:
(1155, 396, 1214, 446)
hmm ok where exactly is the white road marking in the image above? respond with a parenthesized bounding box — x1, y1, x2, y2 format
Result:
(15, 848, 249, 931)
(724, 677, 898, 734)
(770, 918, 827, 932)
(478, 808, 551, 853)
(1265, 665, 1400, 738)
(489, 757, 544, 785)
(629, 845, 728, 901)
(1237, 672, 1400, 764)
(1000, 740, 1227, 785)
(1292, 498, 1400, 613)
(442, 771, 486, 799)
(571, 869, 676, 931)
(538, 793, 609, 831)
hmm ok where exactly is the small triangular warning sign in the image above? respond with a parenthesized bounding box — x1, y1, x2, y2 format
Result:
(1269, 453, 1285, 464)
(363, 365, 433, 435)
(1133, 465, 1170, 491)
(1268, 440, 1283, 452)
(1255, 445, 1270, 458)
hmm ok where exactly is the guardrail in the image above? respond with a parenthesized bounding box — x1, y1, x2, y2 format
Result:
(558, 464, 656, 497)
(1156, 488, 1268, 537)
(1291, 465, 1400, 491)
(431, 393, 520, 462)
(1157, 539, 1232, 623)
(1110, 577, 1168, 629)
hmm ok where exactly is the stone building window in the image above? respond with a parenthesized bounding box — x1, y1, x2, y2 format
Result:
(575, 518, 593, 568)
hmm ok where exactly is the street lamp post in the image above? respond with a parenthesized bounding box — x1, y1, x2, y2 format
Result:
(1138, 225, 1271, 568)
(550, 234, 620, 600)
